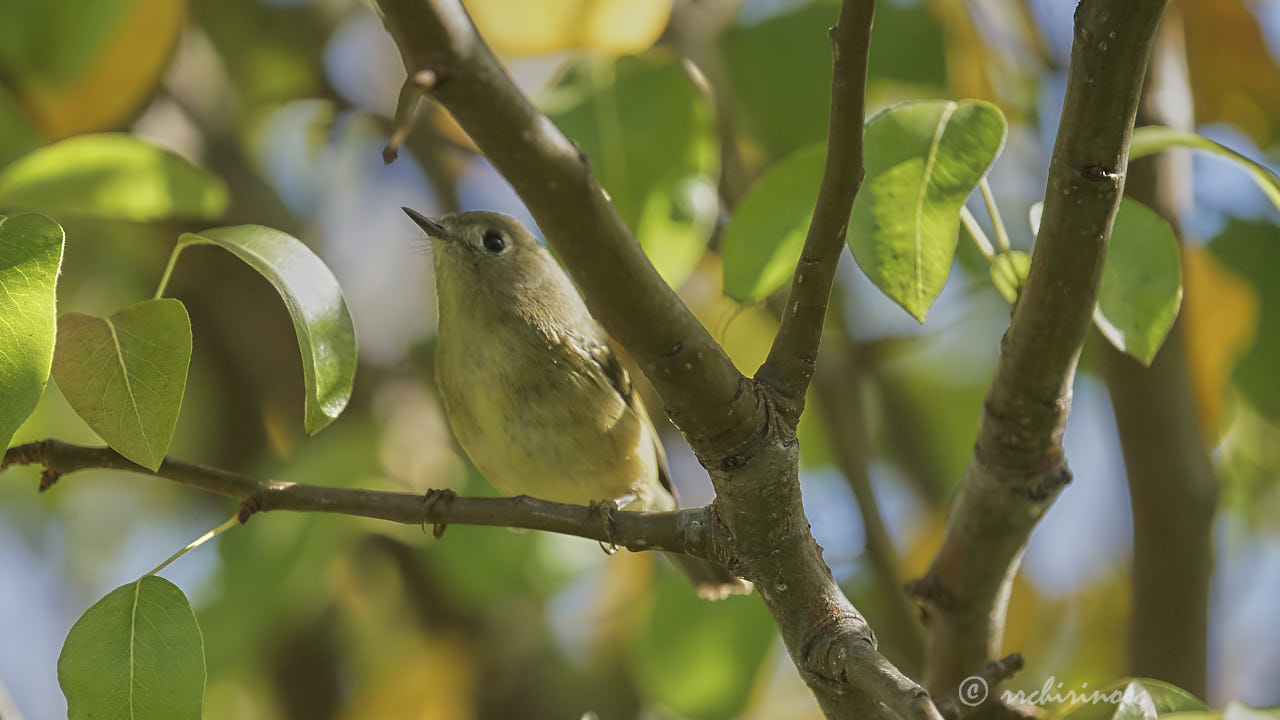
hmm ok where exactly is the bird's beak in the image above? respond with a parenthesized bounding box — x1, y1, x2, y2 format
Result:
(402, 207, 448, 239)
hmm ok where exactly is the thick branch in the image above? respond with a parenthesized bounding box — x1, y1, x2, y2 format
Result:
(1102, 6, 1214, 695)
(1, 440, 717, 558)
(912, 0, 1170, 693)
(373, 3, 938, 718)
(756, 0, 873, 424)
(376, 0, 757, 458)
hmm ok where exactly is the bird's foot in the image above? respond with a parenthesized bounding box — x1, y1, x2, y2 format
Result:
(588, 494, 634, 555)
(422, 488, 457, 539)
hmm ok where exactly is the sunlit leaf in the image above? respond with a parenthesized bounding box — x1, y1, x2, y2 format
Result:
(1209, 219, 1280, 420)
(0, 213, 64, 450)
(1130, 126, 1280, 213)
(721, 143, 825, 302)
(52, 299, 192, 470)
(1093, 199, 1183, 366)
(544, 51, 718, 289)
(59, 576, 204, 720)
(0, 134, 228, 221)
(848, 99, 1007, 322)
(464, 0, 671, 56)
(990, 250, 1030, 304)
(179, 226, 356, 433)
(630, 568, 775, 720)
(2, 0, 184, 139)
(1181, 247, 1258, 437)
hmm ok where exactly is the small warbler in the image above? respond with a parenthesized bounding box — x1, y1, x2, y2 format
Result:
(405, 207, 748, 600)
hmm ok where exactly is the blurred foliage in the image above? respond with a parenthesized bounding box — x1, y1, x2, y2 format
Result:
(3, 0, 1280, 717)
(542, 49, 719, 288)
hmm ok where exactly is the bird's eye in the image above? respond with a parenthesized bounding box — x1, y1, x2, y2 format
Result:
(482, 230, 506, 253)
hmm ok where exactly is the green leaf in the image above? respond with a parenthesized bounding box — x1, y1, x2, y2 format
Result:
(1137, 679, 1207, 713)
(59, 576, 204, 720)
(1209, 219, 1280, 420)
(848, 99, 1007, 322)
(1114, 682, 1160, 720)
(630, 568, 774, 720)
(1094, 198, 1183, 366)
(0, 213, 64, 449)
(52, 299, 192, 470)
(543, 50, 718, 289)
(179, 226, 356, 433)
(1130, 126, 1280, 212)
(721, 143, 826, 302)
(0, 133, 229, 221)
(1048, 678, 1206, 720)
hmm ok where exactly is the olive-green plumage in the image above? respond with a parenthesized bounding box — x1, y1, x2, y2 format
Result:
(406, 207, 747, 599)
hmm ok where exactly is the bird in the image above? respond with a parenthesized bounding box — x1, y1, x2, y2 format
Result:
(404, 207, 749, 599)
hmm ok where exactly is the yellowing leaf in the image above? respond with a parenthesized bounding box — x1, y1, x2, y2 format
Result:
(681, 256, 778, 376)
(463, 0, 671, 56)
(1182, 247, 1259, 438)
(15, 0, 184, 139)
(338, 636, 475, 720)
(1185, 0, 1280, 146)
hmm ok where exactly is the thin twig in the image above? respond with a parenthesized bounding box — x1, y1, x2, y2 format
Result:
(1, 440, 720, 560)
(755, 0, 875, 425)
(978, 178, 1012, 253)
(960, 206, 997, 261)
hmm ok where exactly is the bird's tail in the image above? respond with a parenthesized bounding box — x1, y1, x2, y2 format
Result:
(665, 553, 752, 601)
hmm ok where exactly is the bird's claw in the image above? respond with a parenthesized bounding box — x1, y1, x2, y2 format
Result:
(588, 498, 621, 555)
(422, 488, 457, 539)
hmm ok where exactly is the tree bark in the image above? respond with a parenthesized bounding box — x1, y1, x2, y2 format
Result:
(909, 0, 1171, 699)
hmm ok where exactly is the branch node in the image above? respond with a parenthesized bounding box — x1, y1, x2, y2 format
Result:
(238, 493, 263, 524)
(422, 488, 457, 539)
(38, 469, 61, 492)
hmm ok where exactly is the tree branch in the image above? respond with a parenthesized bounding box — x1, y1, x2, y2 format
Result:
(755, 0, 874, 424)
(376, 0, 758, 458)
(372, 3, 941, 718)
(1, 440, 719, 559)
(910, 0, 1170, 693)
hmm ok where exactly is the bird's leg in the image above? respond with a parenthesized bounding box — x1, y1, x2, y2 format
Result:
(421, 488, 458, 539)
(588, 493, 635, 555)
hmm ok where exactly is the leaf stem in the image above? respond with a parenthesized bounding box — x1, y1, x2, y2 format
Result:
(979, 177, 1012, 252)
(960, 206, 996, 261)
(146, 512, 240, 576)
(153, 241, 191, 300)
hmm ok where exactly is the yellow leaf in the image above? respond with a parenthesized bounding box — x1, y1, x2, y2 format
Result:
(1185, 0, 1280, 146)
(339, 635, 476, 720)
(681, 255, 779, 377)
(19, 0, 184, 139)
(1182, 246, 1259, 438)
(463, 0, 672, 56)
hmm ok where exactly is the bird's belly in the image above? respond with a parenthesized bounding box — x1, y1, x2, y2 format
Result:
(439, 358, 654, 506)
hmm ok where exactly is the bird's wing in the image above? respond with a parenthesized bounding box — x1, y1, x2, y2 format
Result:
(585, 338, 679, 504)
